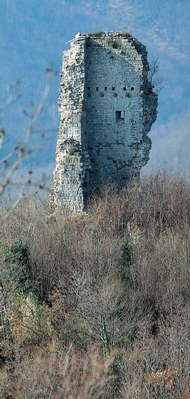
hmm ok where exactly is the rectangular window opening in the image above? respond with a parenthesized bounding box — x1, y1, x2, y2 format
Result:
(116, 111, 125, 122)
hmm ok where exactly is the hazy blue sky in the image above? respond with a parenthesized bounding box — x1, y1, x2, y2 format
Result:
(0, 0, 190, 181)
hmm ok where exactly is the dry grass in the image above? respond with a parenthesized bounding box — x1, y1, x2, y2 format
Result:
(1, 172, 190, 398)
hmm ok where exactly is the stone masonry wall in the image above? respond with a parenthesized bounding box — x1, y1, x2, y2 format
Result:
(52, 32, 157, 213)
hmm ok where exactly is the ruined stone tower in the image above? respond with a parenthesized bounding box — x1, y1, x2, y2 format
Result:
(52, 32, 157, 213)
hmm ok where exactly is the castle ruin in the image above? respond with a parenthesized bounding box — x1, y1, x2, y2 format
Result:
(52, 32, 157, 213)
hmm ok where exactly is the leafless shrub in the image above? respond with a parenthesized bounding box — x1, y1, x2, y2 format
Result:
(87, 184, 132, 236)
(134, 172, 190, 232)
(132, 228, 190, 314)
(120, 307, 190, 398)
(0, 345, 115, 399)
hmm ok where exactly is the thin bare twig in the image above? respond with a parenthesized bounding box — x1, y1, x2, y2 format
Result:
(0, 81, 21, 112)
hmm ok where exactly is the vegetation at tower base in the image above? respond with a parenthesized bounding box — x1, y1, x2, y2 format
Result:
(52, 32, 157, 213)
(1, 172, 190, 397)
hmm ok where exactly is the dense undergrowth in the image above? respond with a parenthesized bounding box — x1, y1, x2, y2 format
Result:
(1, 172, 190, 398)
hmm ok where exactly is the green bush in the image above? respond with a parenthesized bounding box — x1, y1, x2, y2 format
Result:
(5, 242, 35, 295)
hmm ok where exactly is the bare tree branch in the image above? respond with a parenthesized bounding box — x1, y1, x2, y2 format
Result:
(0, 70, 53, 197)
(149, 58, 165, 93)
